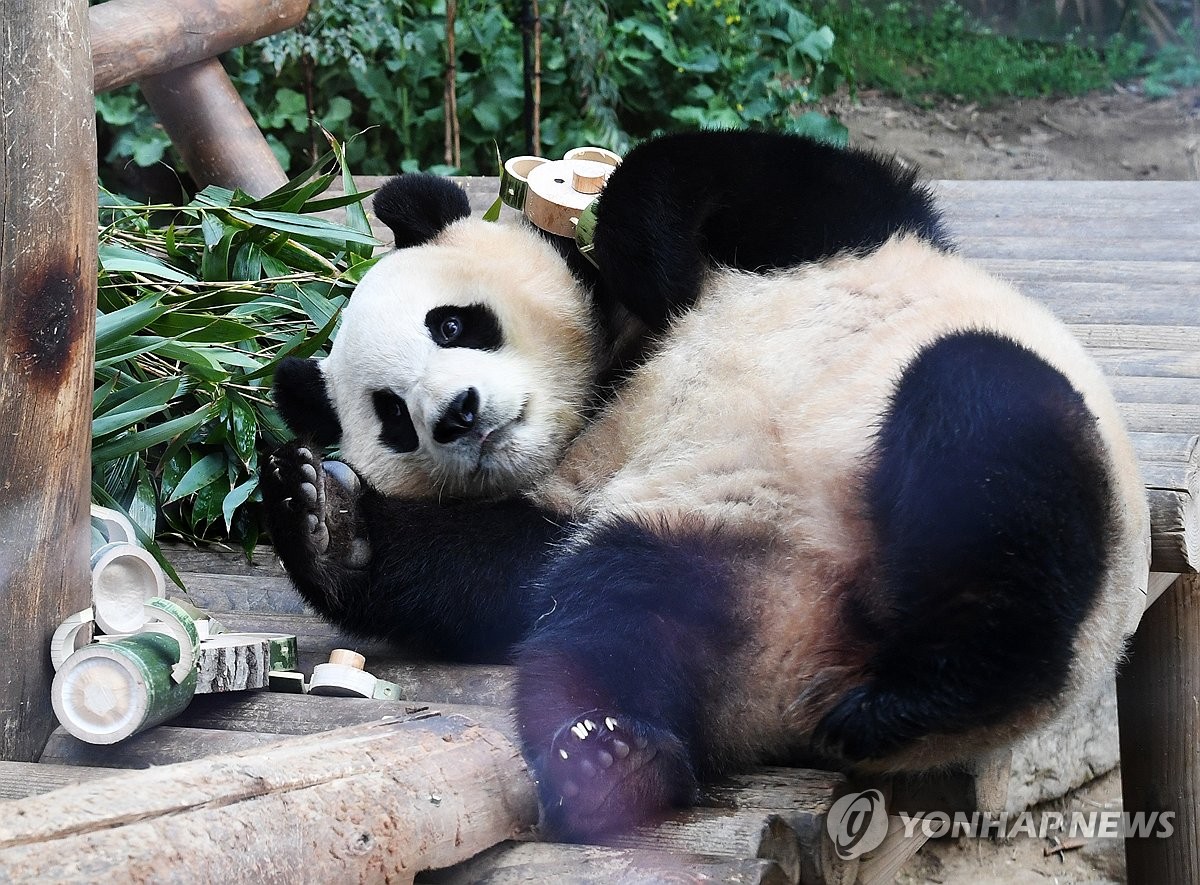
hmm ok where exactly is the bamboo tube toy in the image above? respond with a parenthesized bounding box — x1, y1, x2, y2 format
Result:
(51, 599, 200, 744)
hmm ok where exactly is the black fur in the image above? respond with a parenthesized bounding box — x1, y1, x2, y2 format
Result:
(814, 331, 1113, 761)
(590, 130, 951, 333)
(273, 357, 341, 445)
(372, 389, 420, 453)
(425, 304, 504, 351)
(514, 518, 745, 837)
(261, 443, 564, 661)
(374, 174, 471, 249)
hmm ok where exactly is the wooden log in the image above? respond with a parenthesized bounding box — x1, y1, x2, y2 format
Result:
(2, 715, 538, 883)
(0, 0, 98, 763)
(419, 841, 790, 884)
(1117, 575, 1200, 885)
(139, 58, 288, 197)
(90, 0, 309, 93)
(0, 762, 117, 802)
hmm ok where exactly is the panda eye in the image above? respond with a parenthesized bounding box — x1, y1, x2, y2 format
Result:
(439, 315, 463, 344)
(425, 305, 503, 351)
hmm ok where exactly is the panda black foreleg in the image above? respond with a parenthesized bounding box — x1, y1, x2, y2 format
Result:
(262, 442, 565, 661)
(262, 442, 372, 621)
(514, 517, 745, 839)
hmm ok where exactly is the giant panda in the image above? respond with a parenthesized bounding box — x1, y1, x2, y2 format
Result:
(262, 130, 1150, 840)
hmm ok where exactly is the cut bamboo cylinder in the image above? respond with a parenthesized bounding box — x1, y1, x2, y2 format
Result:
(1, 715, 537, 882)
(90, 543, 165, 634)
(50, 632, 198, 744)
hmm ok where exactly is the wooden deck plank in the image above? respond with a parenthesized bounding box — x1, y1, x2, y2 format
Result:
(0, 761, 119, 802)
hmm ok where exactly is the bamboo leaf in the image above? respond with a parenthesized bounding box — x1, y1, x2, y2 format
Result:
(99, 243, 197, 283)
(222, 477, 260, 532)
(95, 295, 167, 351)
(92, 404, 215, 463)
(166, 452, 228, 504)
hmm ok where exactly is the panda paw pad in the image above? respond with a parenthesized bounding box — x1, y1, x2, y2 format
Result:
(263, 443, 370, 569)
(539, 712, 695, 839)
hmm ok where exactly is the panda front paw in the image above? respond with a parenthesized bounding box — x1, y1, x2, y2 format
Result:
(536, 712, 696, 840)
(262, 443, 371, 588)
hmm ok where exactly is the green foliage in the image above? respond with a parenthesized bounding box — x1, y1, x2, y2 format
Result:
(93, 151, 378, 569)
(1139, 22, 1200, 98)
(96, 0, 846, 185)
(822, 2, 1143, 105)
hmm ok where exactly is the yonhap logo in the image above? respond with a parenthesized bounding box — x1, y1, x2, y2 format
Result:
(827, 789, 890, 860)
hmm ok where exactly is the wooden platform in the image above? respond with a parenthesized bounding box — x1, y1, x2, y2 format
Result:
(1, 179, 1197, 883)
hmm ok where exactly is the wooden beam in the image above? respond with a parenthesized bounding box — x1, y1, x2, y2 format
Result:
(90, 0, 310, 93)
(0, 0, 97, 763)
(423, 841, 791, 884)
(2, 715, 537, 882)
(139, 58, 288, 197)
(1117, 575, 1200, 885)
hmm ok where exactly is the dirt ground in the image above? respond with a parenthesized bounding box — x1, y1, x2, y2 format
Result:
(834, 83, 1196, 884)
(898, 768, 1128, 885)
(829, 85, 1200, 180)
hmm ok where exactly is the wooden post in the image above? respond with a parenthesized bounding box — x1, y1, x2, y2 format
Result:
(1117, 575, 1200, 885)
(0, 0, 98, 763)
(139, 59, 288, 197)
(90, 0, 310, 93)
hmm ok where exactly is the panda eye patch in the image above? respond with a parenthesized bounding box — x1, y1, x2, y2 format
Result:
(425, 305, 503, 351)
(372, 389, 419, 453)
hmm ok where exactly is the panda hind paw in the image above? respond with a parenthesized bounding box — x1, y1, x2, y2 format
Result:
(263, 443, 371, 572)
(538, 713, 696, 840)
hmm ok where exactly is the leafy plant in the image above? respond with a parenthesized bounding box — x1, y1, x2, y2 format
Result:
(93, 147, 378, 577)
(96, 0, 848, 188)
(1139, 21, 1200, 97)
(821, 1, 1143, 105)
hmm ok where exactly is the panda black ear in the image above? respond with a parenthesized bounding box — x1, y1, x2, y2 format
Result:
(373, 174, 472, 249)
(273, 357, 342, 446)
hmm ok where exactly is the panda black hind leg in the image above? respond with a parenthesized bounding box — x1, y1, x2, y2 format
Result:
(814, 330, 1116, 763)
(514, 518, 746, 839)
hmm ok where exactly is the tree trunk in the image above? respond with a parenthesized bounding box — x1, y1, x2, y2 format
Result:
(0, 0, 98, 762)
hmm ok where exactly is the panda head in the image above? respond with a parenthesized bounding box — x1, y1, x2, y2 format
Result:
(273, 174, 598, 499)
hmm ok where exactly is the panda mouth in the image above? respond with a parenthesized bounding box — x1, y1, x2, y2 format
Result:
(474, 404, 527, 466)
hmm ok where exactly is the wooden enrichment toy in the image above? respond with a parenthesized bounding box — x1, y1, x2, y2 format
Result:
(49, 505, 301, 743)
(500, 146, 621, 242)
(306, 649, 401, 700)
(51, 597, 200, 744)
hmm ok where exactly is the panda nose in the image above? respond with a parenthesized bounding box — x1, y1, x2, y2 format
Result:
(433, 387, 479, 443)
